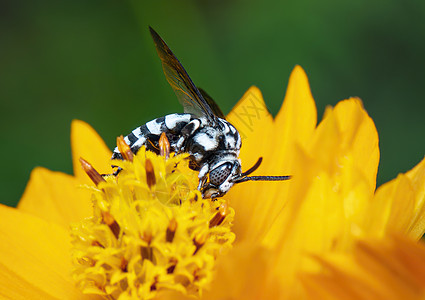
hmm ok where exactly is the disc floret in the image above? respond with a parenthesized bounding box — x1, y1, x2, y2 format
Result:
(71, 140, 235, 299)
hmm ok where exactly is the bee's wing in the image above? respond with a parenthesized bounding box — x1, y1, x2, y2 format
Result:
(149, 27, 217, 124)
(198, 88, 226, 120)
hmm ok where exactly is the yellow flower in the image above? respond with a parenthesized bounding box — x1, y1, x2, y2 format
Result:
(71, 145, 234, 299)
(1, 65, 424, 299)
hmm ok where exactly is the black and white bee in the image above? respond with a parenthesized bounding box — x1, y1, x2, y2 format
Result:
(112, 27, 290, 199)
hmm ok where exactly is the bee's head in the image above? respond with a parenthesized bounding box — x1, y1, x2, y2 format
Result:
(202, 155, 241, 199)
(201, 157, 291, 199)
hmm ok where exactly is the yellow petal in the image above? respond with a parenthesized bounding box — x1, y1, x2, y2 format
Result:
(331, 98, 380, 191)
(301, 236, 425, 300)
(300, 255, 384, 300)
(368, 157, 425, 239)
(71, 120, 112, 184)
(406, 157, 425, 238)
(265, 100, 373, 244)
(227, 66, 318, 243)
(262, 99, 377, 297)
(0, 262, 58, 300)
(265, 98, 378, 246)
(306, 98, 378, 188)
(202, 242, 281, 300)
(0, 204, 96, 299)
(226, 86, 274, 241)
(255, 66, 318, 241)
(273, 65, 317, 165)
(18, 167, 92, 228)
(227, 86, 274, 154)
(271, 153, 370, 298)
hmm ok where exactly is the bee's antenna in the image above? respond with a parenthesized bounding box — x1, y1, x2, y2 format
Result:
(240, 157, 263, 177)
(232, 157, 291, 184)
(233, 175, 291, 183)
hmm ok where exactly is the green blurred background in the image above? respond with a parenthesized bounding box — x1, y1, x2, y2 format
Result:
(1, 0, 424, 206)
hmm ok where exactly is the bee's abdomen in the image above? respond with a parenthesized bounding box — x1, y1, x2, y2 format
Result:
(112, 113, 193, 160)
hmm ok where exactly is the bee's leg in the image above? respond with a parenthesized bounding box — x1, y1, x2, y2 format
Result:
(209, 193, 219, 200)
(176, 136, 186, 151)
(102, 165, 121, 176)
(112, 166, 123, 176)
(197, 164, 209, 190)
(198, 177, 208, 192)
(200, 184, 220, 200)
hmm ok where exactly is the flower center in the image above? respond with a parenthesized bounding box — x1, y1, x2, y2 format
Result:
(71, 137, 235, 299)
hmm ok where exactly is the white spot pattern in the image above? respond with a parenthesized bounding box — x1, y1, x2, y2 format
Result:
(222, 122, 230, 134)
(146, 120, 162, 135)
(132, 137, 146, 148)
(194, 132, 218, 151)
(165, 114, 191, 129)
(226, 136, 236, 148)
(132, 127, 142, 137)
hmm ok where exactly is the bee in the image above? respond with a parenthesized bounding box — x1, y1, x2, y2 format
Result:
(112, 27, 290, 198)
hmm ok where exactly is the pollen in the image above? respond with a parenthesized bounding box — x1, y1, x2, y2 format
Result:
(71, 145, 235, 299)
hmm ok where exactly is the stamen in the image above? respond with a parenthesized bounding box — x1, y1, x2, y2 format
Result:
(141, 231, 153, 244)
(193, 233, 208, 255)
(150, 276, 159, 291)
(91, 241, 104, 248)
(117, 135, 133, 162)
(141, 246, 154, 262)
(79, 157, 105, 186)
(167, 257, 178, 274)
(101, 211, 120, 239)
(159, 132, 170, 159)
(166, 218, 177, 242)
(145, 159, 156, 188)
(120, 257, 128, 272)
(141, 232, 154, 262)
(77, 256, 95, 267)
(209, 202, 228, 228)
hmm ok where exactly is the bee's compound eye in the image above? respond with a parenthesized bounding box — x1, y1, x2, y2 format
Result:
(210, 163, 233, 186)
